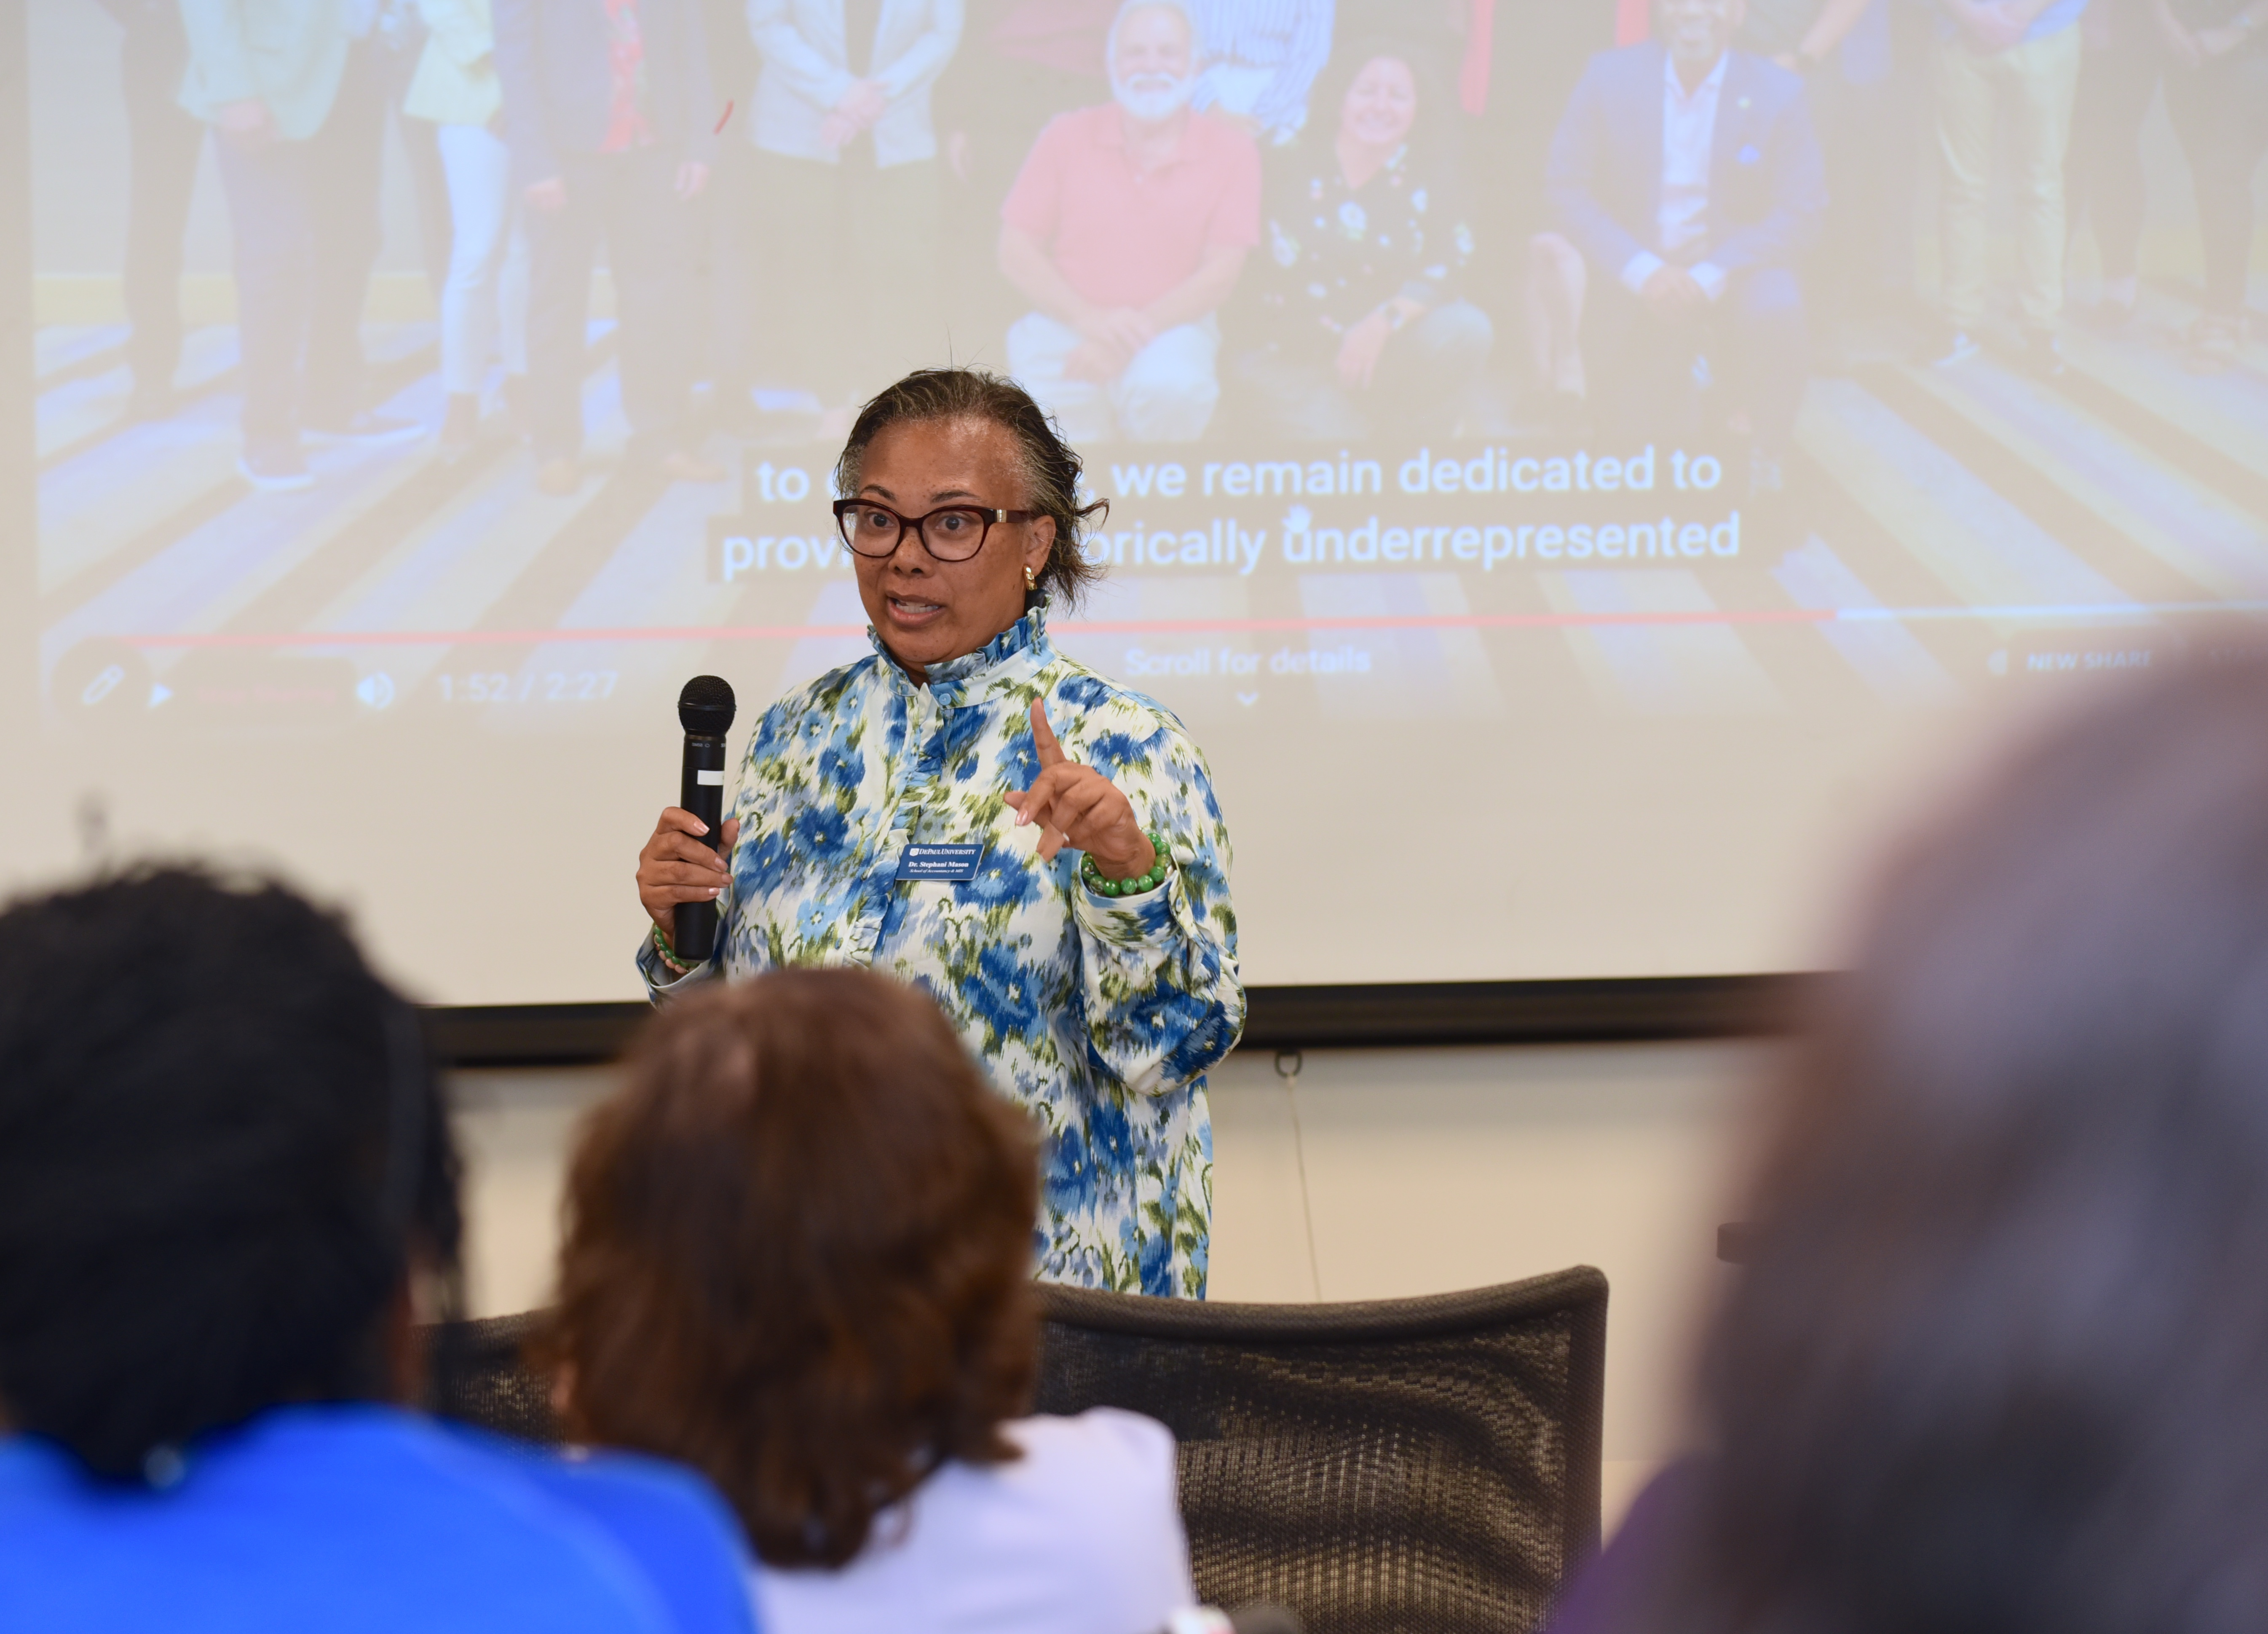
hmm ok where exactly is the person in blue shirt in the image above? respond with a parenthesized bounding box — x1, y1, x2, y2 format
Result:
(0, 866, 762, 1634)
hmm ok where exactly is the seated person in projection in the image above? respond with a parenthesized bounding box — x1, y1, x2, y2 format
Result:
(548, 968, 1202, 1634)
(1546, 0, 1826, 491)
(1236, 42, 1492, 439)
(999, 0, 1263, 443)
(0, 868, 756, 1634)
(1186, 0, 1334, 143)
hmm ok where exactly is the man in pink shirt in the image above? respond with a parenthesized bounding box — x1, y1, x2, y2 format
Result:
(998, 0, 1262, 441)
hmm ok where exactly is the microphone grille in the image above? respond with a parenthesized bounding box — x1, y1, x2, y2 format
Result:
(678, 674, 737, 734)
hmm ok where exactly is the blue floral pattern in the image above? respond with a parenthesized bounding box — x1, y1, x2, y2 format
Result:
(638, 603, 1243, 1298)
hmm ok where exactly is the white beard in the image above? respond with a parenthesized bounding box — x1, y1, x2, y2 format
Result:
(1111, 71, 1197, 123)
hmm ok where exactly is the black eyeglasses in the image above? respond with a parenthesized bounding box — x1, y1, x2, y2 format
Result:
(832, 499, 1042, 563)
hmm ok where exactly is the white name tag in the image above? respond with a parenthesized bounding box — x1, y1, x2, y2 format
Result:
(696, 769, 725, 786)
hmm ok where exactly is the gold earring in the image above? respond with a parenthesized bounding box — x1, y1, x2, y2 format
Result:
(1025, 565, 1038, 590)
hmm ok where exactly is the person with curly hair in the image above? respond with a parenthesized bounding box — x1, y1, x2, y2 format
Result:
(550, 967, 1199, 1633)
(0, 868, 758, 1633)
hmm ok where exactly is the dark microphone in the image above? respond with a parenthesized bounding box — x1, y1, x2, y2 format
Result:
(675, 675, 737, 963)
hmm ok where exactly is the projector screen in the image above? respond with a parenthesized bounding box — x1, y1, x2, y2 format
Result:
(19, 0, 2268, 1005)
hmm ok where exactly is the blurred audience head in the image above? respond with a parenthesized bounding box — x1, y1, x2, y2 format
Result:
(834, 365, 1109, 606)
(1636, 657, 2268, 1634)
(1109, 0, 1202, 119)
(0, 865, 461, 1482)
(551, 967, 1042, 1568)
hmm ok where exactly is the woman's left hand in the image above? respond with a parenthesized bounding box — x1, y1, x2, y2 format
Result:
(1006, 700, 1158, 879)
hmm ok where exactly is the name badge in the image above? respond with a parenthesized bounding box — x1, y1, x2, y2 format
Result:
(897, 843, 983, 882)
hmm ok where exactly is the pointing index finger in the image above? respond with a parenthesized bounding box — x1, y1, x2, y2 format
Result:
(1030, 698, 1066, 769)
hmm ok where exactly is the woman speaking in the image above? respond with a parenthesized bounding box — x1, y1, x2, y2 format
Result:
(633, 369, 1243, 1299)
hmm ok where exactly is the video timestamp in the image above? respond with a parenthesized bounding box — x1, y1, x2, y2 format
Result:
(436, 671, 621, 704)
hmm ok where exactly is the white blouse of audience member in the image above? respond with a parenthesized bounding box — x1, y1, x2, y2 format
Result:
(751, 1409, 1197, 1634)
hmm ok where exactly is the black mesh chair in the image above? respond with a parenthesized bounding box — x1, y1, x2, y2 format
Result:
(422, 1310, 563, 1444)
(423, 1265, 1608, 1634)
(1033, 1268, 1607, 1634)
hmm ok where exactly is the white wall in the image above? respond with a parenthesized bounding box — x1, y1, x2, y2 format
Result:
(448, 1038, 1770, 1529)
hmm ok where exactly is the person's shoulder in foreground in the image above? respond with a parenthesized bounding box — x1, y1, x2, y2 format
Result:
(754, 1407, 1192, 1634)
(0, 1402, 759, 1634)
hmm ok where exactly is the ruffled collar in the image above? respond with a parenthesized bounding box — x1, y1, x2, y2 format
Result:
(872, 599, 1057, 710)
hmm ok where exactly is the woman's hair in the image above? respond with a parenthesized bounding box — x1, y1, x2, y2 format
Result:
(552, 967, 1043, 1568)
(0, 865, 462, 1481)
(1623, 657, 2268, 1634)
(832, 367, 1109, 608)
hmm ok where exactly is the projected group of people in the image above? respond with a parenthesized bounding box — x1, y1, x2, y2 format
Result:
(99, 0, 2261, 509)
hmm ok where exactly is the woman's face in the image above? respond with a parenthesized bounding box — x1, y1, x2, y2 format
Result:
(1341, 56, 1417, 151)
(849, 417, 1056, 678)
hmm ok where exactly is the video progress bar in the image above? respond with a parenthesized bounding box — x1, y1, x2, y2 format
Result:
(104, 600, 2268, 651)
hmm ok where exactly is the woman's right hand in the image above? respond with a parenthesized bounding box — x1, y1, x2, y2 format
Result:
(637, 809, 740, 941)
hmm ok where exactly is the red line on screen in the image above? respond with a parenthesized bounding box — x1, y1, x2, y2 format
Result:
(115, 608, 1838, 650)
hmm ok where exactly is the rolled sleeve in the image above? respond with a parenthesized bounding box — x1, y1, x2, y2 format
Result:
(635, 930, 721, 1002)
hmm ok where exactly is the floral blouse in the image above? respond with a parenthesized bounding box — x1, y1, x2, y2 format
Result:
(638, 603, 1243, 1298)
(1256, 141, 1477, 346)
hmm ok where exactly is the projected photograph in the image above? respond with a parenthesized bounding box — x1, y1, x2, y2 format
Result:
(34, 0, 2268, 739)
(20, 0, 2268, 996)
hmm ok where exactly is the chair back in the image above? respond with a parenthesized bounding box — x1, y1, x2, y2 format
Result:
(423, 1310, 564, 1444)
(422, 1266, 1609, 1634)
(1034, 1267, 1609, 1634)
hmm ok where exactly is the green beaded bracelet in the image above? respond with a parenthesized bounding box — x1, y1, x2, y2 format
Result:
(1082, 830, 1173, 898)
(652, 924, 695, 974)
